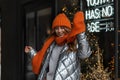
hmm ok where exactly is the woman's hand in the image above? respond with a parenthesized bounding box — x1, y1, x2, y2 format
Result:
(25, 46, 33, 53)
(72, 11, 86, 33)
(67, 11, 86, 41)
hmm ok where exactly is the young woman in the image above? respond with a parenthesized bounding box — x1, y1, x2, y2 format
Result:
(25, 11, 91, 80)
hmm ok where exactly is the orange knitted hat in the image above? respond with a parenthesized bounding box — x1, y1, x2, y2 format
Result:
(52, 13, 71, 29)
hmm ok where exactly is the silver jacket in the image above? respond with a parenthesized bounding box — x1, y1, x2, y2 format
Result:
(30, 32, 91, 80)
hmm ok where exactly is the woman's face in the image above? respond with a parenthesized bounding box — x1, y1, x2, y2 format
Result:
(54, 26, 67, 37)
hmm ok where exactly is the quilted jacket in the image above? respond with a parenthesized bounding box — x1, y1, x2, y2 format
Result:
(30, 32, 91, 80)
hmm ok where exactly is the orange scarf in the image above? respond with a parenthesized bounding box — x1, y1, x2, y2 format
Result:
(32, 35, 55, 74)
(55, 34, 68, 46)
(32, 34, 73, 74)
(32, 31, 80, 74)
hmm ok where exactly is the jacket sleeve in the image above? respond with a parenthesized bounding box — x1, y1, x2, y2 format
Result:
(28, 48, 37, 59)
(77, 32, 91, 59)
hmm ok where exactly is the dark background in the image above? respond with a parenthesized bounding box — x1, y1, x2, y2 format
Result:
(0, 0, 119, 80)
(0, 0, 55, 80)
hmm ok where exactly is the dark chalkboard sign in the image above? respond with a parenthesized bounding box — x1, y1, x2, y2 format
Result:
(85, 0, 114, 32)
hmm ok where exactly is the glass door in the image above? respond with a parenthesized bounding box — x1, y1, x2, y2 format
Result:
(24, 2, 52, 80)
